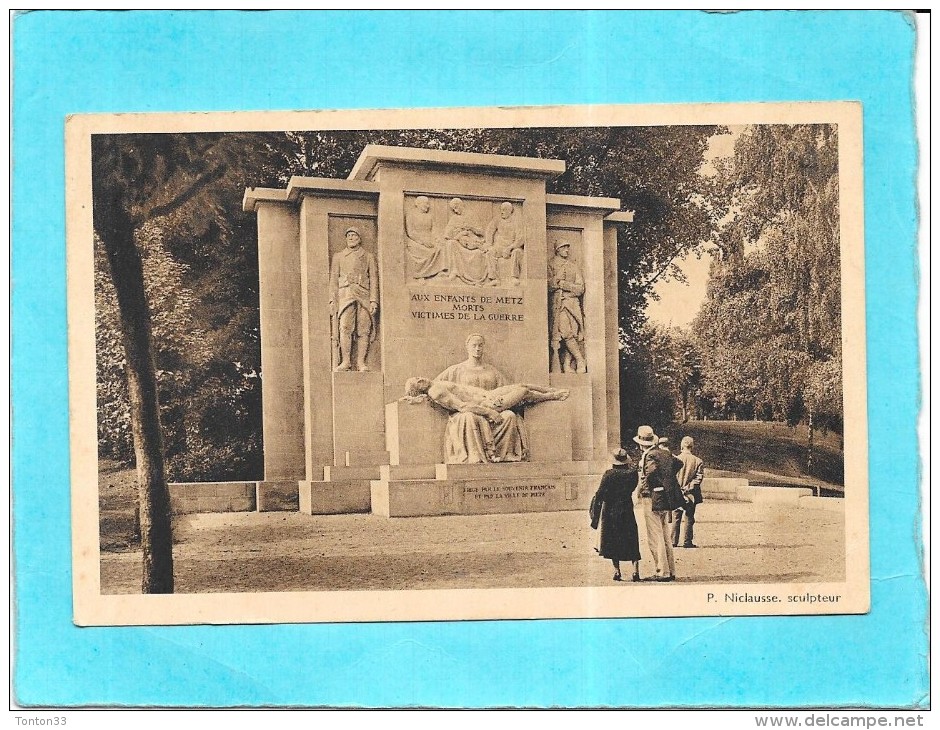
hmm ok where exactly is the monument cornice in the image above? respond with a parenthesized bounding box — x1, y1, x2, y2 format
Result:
(545, 193, 621, 213)
(603, 211, 636, 225)
(349, 144, 566, 182)
(242, 187, 289, 212)
(286, 176, 380, 202)
(243, 179, 381, 212)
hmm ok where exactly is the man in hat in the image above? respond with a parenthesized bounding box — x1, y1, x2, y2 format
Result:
(548, 240, 587, 373)
(634, 425, 679, 581)
(671, 436, 705, 548)
(329, 226, 379, 371)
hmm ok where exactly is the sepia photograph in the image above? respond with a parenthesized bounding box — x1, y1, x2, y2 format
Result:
(67, 103, 867, 625)
(13, 7, 927, 712)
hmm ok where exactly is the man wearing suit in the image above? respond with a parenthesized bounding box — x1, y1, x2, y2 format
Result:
(635, 425, 683, 582)
(671, 436, 705, 548)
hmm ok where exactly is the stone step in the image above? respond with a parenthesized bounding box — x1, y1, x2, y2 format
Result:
(324, 465, 381, 481)
(379, 464, 438, 480)
(798, 495, 845, 512)
(702, 477, 748, 499)
(739, 485, 814, 504)
(434, 460, 608, 481)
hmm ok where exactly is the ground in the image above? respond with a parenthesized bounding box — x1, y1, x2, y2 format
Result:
(99, 419, 846, 594)
(100, 500, 844, 594)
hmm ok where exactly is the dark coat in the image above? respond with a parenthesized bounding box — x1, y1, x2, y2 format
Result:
(590, 466, 641, 561)
(641, 448, 686, 512)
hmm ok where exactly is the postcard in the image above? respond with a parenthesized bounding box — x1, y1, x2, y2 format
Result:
(67, 102, 868, 625)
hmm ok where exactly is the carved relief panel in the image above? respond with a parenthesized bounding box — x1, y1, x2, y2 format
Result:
(402, 194, 525, 287)
(546, 228, 587, 373)
(327, 215, 380, 372)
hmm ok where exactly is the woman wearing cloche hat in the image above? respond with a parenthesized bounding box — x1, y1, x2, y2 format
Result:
(589, 447, 642, 582)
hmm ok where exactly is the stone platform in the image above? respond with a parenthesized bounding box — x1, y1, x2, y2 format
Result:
(370, 460, 605, 517)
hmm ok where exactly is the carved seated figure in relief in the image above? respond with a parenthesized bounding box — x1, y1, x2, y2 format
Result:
(402, 334, 569, 464)
(485, 202, 525, 286)
(403, 195, 448, 283)
(442, 198, 497, 286)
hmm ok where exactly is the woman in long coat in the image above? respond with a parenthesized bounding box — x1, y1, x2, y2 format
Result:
(590, 448, 642, 581)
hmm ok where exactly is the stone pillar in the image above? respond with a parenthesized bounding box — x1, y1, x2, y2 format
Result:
(255, 201, 304, 481)
(298, 194, 382, 475)
(580, 215, 613, 459)
(298, 196, 334, 478)
(547, 200, 620, 460)
(603, 218, 628, 452)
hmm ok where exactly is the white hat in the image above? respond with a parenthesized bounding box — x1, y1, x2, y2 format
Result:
(632, 425, 658, 447)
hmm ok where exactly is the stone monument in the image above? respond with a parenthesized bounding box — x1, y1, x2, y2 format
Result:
(243, 145, 633, 517)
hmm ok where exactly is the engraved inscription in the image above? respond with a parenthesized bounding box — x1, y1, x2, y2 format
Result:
(462, 484, 557, 500)
(409, 291, 525, 323)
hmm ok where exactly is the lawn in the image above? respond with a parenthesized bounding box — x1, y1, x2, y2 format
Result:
(656, 420, 844, 491)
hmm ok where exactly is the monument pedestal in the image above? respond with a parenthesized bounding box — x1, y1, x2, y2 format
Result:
(299, 481, 373, 515)
(370, 460, 604, 518)
(298, 465, 377, 514)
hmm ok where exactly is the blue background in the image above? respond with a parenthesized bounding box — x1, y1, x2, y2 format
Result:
(12, 10, 925, 707)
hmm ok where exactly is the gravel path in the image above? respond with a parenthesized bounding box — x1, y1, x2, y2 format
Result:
(100, 500, 844, 594)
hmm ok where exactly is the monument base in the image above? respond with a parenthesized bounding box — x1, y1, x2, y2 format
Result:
(370, 461, 603, 517)
(256, 481, 300, 512)
(299, 479, 372, 515)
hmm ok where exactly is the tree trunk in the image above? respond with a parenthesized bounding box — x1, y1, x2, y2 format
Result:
(96, 205, 174, 594)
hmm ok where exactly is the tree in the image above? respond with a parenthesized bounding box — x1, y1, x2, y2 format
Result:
(621, 323, 705, 431)
(669, 328, 704, 423)
(93, 145, 175, 593)
(693, 124, 842, 454)
(95, 224, 212, 466)
(92, 132, 291, 592)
